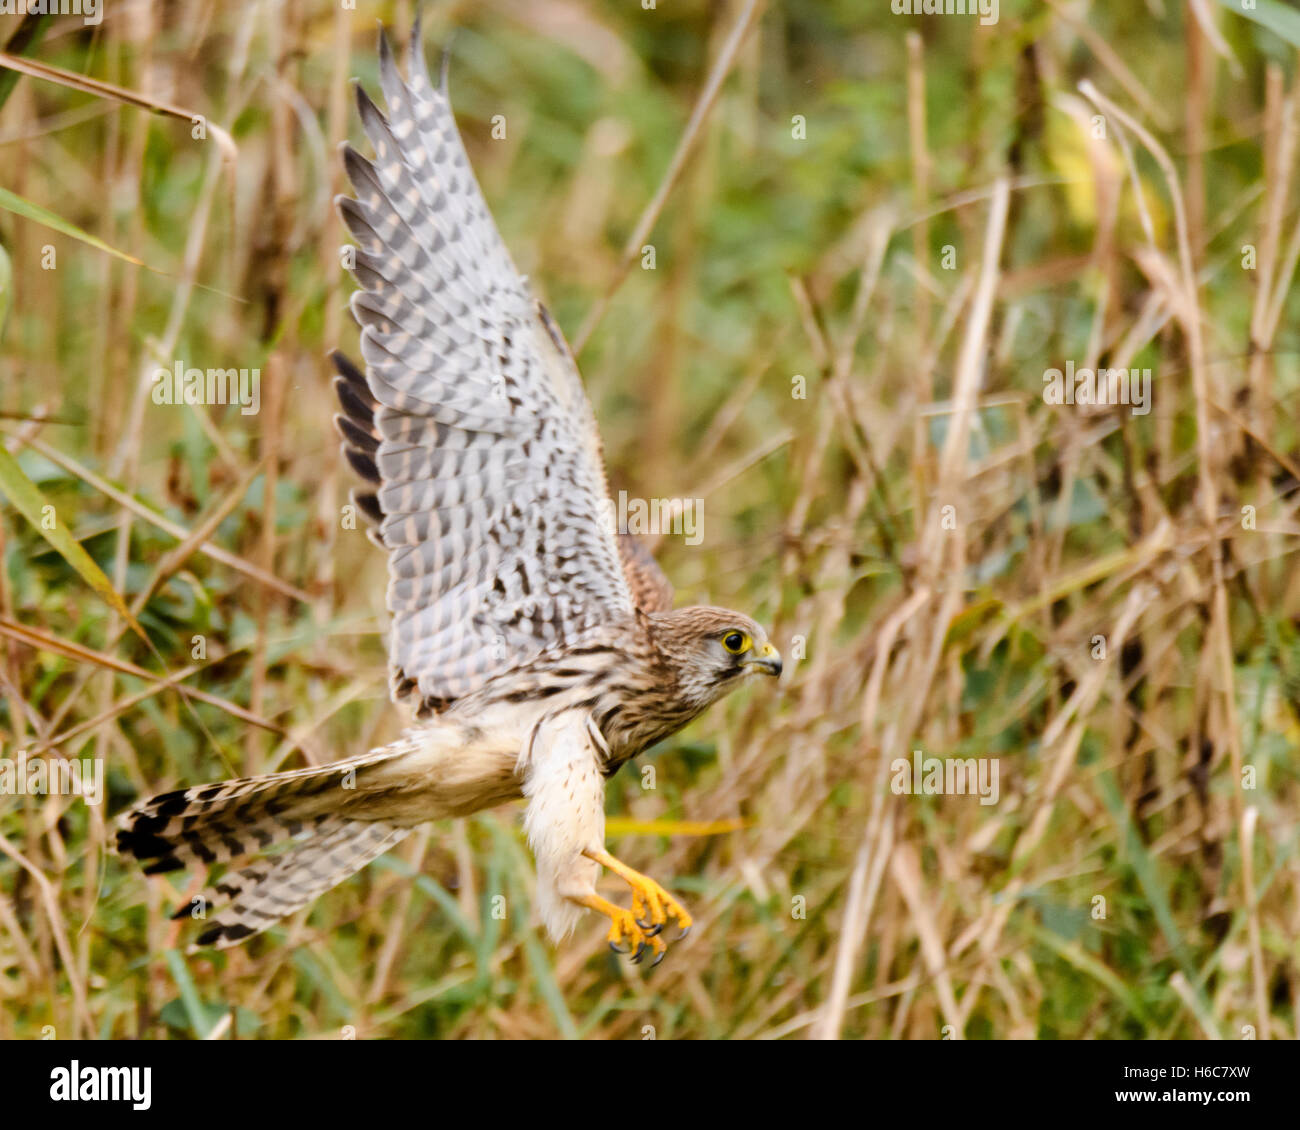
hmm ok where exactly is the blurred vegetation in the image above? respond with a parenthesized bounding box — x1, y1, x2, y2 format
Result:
(2, 0, 1300, 1039)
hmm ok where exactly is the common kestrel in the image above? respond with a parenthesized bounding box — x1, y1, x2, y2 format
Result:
(117, 19, 781, 967)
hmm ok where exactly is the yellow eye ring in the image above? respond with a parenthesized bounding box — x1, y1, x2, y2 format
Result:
(722, 631, 751, 654)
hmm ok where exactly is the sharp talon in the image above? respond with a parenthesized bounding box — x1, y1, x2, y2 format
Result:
(583, 857, 691, 966)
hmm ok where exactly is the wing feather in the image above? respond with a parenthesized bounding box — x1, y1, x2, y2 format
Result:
(336, 21, 635, 714)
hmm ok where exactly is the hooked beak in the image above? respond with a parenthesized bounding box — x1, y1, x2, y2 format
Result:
(745, 641, 783, 677)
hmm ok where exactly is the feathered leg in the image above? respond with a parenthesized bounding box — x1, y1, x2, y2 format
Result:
(522, 712, 688, 965)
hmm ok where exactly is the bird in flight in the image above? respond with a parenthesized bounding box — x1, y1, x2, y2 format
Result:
(116, 19, 781, 967)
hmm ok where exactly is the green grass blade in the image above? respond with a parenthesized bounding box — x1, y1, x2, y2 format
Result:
(0, 445, 146, 638)
(1096, 770, 1213, 1021)
(0, 13, 52, 111)
(372, 854, 479, 946)
(1030, 924, 1154, 1029)
(0, 185, 143, 267)
(522, 933, 579, 1039)
(1216, 0, 1300, 48)
(163, 949, 213, 1040)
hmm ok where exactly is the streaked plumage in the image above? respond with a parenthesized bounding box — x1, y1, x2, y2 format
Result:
(117, 18, 780, 962)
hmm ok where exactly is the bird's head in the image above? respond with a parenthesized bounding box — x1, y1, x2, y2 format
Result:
(649, 606, 782, 714)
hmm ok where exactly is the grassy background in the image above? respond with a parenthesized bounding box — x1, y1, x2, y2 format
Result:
(2, 0, 1300, 1039)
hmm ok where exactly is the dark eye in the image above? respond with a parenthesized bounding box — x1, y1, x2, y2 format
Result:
(722, 631, 750, 654)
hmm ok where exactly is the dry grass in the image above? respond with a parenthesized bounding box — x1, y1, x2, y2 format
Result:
(1, 1, 1299, 1039)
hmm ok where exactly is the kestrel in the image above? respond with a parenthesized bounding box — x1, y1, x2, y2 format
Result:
(116, 20, 781, 966)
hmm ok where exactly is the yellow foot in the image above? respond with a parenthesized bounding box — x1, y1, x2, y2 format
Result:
(571, 892, 669, 966)
(604, 905, 669, 967)
(626, 871, 692, 939)
(584, 847, 692, 946)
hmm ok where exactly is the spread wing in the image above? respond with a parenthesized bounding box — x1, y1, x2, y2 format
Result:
(334, 21, 638, 714)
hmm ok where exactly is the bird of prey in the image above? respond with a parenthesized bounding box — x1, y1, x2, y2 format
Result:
(116, 19, 781, 967)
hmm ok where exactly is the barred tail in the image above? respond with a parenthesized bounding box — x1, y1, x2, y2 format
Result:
(115, 748, 409, 948)
(180, 817, 409, 948)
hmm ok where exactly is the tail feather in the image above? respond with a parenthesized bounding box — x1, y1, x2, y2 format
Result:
(116, 748, 411, 947)
(184, 818, 410, 949)
(115, 749, 394, 874)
